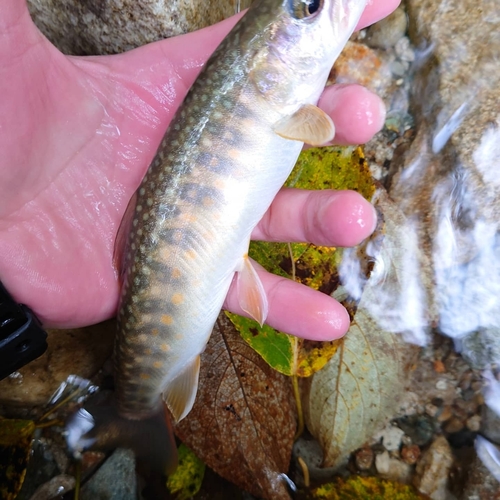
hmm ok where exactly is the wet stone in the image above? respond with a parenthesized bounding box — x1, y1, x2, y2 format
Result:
(365, 6, 408, 50)
(0, 321, 114, 408)
(413, 436, 453, 500)
(355, 446, 374, 471)
(81, 448, 137, 500)
(401, 444, 421, 465)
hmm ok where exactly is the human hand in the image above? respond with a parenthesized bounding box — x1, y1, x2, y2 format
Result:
(0, 0, 399, 338)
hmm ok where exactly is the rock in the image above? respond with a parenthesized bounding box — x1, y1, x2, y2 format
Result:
(375, 451, 412, 484)
(390, 0, 500, 368)
(355, 446, 374, 471)
(16, 439, 63, 500)
(443, 417, 464, 434)
(0, 321, 114, 407)
(413, 436, 453, 500)
(375, 450, 391, 474)
(365, 6, 408, 50)
(80, 448, 137, 500)
(396, 415, 435, 447)
(425, 403, 439, 418)
(329, 41, 393, 99)
(29, 474, 75, 500)
(376, 424, 405, 451)
(27, 0, 250, 55)
(401, 444, 421, 465)
(292, 438, 335, 484)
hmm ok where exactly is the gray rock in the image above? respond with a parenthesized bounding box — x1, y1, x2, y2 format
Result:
(365, 6, 408, 50)
(81, 448, 137, 500)
(388, 0, 500, 374)
(27, 0, 252, 55)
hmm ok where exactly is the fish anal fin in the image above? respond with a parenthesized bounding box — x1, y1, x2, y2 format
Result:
(113, 191, 138, 286)
(162, 355, 201, 423)
(236, 256, 268, 327)
(273, 104, 335, 146)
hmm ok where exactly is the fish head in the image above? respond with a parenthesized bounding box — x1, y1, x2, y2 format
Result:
(247, 0, 367, 112)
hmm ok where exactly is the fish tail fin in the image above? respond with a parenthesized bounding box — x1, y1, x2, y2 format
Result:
(66, 401, 178, 475)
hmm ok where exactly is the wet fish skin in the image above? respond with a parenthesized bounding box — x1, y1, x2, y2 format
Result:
(114, 0, 367, 423)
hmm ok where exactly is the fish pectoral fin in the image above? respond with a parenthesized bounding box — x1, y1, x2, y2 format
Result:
(162, 355, 201, 423)
(236, 256, 269, 327)
(113, 191, 138, 286)
(273, 104, 335, 146)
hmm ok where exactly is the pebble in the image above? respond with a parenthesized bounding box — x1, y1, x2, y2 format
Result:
(425, 403, 439, 418)
(443, 417, 464, 434)
(433, 360, 446, 373)
(81, 449, 137, 500)
(355, 446, 374, 471)
(365, 6, 408, 49)
(394, 36, 415, 62)
(413, 436, 453, 500)
(375, 451, 412, 483)
(401, 445, 421, 465)
(376, 425, 405, 451)
(436, 379, 448, 391)
(466, 415, 482, 432)
(437, 406, 453, 423)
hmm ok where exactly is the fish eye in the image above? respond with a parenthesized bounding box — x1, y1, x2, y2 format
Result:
(289, 0, 324, 19)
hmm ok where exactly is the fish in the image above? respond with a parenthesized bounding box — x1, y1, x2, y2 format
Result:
(67, 0, 368, 473)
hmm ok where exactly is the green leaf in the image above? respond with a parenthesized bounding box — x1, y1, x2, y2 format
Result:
(311, 475, 428, 500)
(166, 444, 205, 500)
(0, 418, 35, 500)
(228, 146, 376, 377)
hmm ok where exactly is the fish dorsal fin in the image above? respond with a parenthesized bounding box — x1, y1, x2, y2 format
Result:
(162, 355, 201, 423)
(236, 256, 268, 327)
(273, 104, 335, 146)
(113, 191, 138, 286)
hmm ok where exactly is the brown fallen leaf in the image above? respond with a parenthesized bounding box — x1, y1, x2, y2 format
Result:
(175, 314, 296, 500)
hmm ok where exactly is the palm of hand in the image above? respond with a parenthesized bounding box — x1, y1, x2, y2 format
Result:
(0, 10, 219, 327)
(0, 1, 396, 336)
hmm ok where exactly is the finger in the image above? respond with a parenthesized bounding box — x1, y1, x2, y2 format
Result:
(224, 261, 351, 341)
(252, 188, 377, 247)
(356, 0, 402, 30)
(318, 84, 386, 145)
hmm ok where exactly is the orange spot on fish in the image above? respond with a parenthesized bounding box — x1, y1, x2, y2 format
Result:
(160, 247, 170, 260)
(202, 197, 214, 207)
(140, 373, 151, 380)
(172, 293, 184, 305)
(145, 348, 153, 355)
(161, 314, 174, 325)
(160, 343, 171, 352)
(182, 213, 197, 223)
(172, 268, 181, 279)
(152, 328, 159, 336)
(153, 361, 163, 369)
(175, 333, 184, 340)
(228, 149, 240, 159)
(185, 249, 197, 260)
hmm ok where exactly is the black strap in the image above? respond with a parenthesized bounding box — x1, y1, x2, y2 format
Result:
(0, 281, 48, 381)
